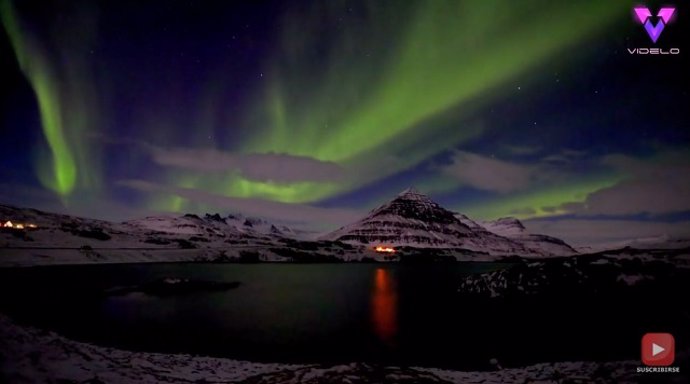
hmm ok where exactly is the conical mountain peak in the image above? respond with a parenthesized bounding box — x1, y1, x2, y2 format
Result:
(321, 188, 575, 256)
(398, 187, 421, 196)
(369, 188, 455, 223)
(394, 187, 435, 203)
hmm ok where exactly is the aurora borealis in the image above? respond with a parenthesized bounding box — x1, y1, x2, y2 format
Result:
(1, 0, 689, 244)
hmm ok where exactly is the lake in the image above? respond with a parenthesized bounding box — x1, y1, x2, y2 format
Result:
(0, 262, 681, 370)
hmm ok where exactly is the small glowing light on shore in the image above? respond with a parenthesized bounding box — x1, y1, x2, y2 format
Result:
(374, 246, 396, 254)
(1, 221, 37, 229)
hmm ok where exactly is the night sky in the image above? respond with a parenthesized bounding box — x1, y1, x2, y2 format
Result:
(1, 0, 689, 245)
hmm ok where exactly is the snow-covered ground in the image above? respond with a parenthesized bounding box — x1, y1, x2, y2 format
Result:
(0, 313, 646, 383)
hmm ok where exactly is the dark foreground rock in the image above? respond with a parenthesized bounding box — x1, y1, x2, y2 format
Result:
(458, 254, 690, 298)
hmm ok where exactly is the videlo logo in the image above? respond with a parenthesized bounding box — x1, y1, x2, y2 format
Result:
(628, 5, 680, 55)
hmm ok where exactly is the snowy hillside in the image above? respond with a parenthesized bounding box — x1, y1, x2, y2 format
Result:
(0, 313, 645, 383)
(0, 204, 293, 249)
(2, 189, 646, 266)
(0, 204, 385, 266)
(124, 212, 297, 240)
(481, 217, 576, 256)
(321, 188, 571, 256)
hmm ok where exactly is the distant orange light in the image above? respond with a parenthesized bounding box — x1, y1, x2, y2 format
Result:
(1, 221, 36, 229)
(374, 246, 396, 254)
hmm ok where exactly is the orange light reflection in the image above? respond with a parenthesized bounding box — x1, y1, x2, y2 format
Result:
(370, 268, 398, 345)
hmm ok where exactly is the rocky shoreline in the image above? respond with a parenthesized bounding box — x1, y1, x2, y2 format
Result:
(458, 252, 690, 298)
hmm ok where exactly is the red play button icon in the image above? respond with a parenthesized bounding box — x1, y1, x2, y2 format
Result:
(641, 333, 675, 366)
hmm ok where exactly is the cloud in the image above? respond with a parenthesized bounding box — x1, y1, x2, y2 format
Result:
(150, 147, 345, 183)
(541, 149, 587, 164)
(503, 145, 541, 156)
(447, 149, 690, 218)
(117, 179, 363, 230)
(509, 207, 536, 215)
(0, 182, 161, 222)
(95, 135, 346, 183)
(440, 151, 536, 193)
(524, 217, 690, 247)
(561, 152, 690, 215)
(439, 148, 590, 194)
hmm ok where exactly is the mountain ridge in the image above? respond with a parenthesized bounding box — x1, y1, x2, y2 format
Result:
(322, 189, 576, 256)
(3, 189, 576, 258)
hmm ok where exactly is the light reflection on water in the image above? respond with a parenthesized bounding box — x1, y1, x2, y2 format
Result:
(370, 268, 398, 345)
(0, 263, 662, 369)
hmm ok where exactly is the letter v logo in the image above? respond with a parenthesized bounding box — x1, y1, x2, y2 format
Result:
(634, 7, 676, 43)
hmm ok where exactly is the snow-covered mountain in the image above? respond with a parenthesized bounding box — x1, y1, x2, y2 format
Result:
(481, 217, 576, 256)
(124, 212, 297, 239)
(321, 188, 572, 256)
(1, 190, 578, 264)
(0, 204, 295, 250)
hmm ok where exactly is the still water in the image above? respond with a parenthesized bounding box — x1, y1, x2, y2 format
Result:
(0, 262, 661, 369)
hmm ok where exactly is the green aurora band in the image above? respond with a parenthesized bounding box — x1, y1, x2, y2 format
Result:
(1, 0, 100, 199)
(214, 0, 625, 206)
(1, 0, 75, 196)
(458, 176, 623, 220)
(2, 0, 636, 220)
